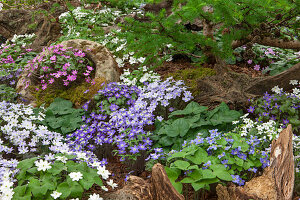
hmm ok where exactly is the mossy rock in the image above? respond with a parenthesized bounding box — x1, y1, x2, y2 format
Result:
(165, 67, 216, 96)
(31, 78, 106, 107)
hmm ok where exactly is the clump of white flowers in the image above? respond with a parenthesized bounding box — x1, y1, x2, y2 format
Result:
(0, 3, 3, 11)
(120, 66, 160, 88)
(232, 113, 281, 142)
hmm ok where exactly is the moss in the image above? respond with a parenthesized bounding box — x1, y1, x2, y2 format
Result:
(165, 67, 216, 96)
(31, 78, 106, 107)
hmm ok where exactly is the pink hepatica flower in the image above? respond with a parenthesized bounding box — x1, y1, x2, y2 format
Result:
(42, 84, 47, 90)
(267, 48, 275, 55)
(67, 74, 77, 81)
(87, 66, 93, 71)
(74, 50, 85, 57)
(72, 70, 77, 75)
(247, 59, 252, 64)
(50, 55, 56, 62)
(49, 78, 55, 84)
(63, 81, 69, 86)
(254, 64, 260, 71)
(63, 62, 71, 70)
(62, 71, 67, 76)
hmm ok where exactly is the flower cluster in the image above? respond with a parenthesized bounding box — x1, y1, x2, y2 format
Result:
(120, 66, 160, 88)
(248, 81, 300, 132)
(0, 39, 36, 86)
(25, 44, 95, 90)
(166, 129, 268, 186)
(68, 78, 192, 161)
(240, 44, 299, 75)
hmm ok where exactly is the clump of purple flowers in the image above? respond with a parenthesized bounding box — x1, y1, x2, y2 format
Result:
(68, 78, 192, 162)
(160, 129, 269, 187)
(248, 81, 300, 133)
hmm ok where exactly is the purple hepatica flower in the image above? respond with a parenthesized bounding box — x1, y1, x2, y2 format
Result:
(206, 137, 215, 145)
(109, 104, 119, 112)
(218, 152, 225, 159)
(202, 160, 211, 169)
(283, 119, 289, 125)
(248, 168, 257, 173)
(231, 148, 239, 155)
(237, 153, 247, 160)
(231, 175, 245, 186)
(247, 106, 255, 113)
(130, 145, 139, 154)
(260, 157, 270, 168)
(150, 153, 160, 160)
(270, 115, 277, 121)
(262, 112, 269, 117)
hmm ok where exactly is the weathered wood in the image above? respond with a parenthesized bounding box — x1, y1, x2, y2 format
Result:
(216, 125, 295, 200)
(103, 163, 184, 200)
(246, 62, 300, 96)
(151, 163, 185, 200)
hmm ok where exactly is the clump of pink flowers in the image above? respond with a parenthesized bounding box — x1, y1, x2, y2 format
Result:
(24, 44, 95, 91)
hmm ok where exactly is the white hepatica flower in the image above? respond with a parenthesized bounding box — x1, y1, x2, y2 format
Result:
(88, 193, 103, 200)
(50, 191, 62, 199)
(271, 85, 282, 94)
(289, 80, 298, 85)
(69, 172, 83, 181)
(56, 156, 68, 163)
(97, 165, 111, 179)
(35, 159, 52, 171)
(0, 3, 3, 11)
(106, 179, 118, 189)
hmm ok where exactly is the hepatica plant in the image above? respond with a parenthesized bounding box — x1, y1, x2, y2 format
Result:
(67, 78, 193, 162)
(164, 129, 267, 193)
(248, 80, 300, 135)
(25, 44, 95, 91)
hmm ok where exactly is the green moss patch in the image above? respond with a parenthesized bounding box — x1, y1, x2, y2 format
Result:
(165, 67, 216, 96)
(31, 78, 106, 107)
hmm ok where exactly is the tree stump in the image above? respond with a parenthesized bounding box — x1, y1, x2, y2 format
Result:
(103, 163, 184, 200)
(216, 124, 295, 200)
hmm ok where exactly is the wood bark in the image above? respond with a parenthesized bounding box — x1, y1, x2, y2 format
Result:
(216, 125, 295, 200)
(232, 35, 300, 50)
(103, 163, 184, 200)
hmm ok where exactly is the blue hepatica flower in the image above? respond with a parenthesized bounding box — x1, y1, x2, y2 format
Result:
(218, 152, 225, 159)
(202, 160, 211, 169)
(248, 168, 257, 173)
(231, 174, 245, 186)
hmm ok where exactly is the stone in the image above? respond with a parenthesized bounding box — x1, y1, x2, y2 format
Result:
(59, 39, 120, 83)
(16, 39, 120, 105)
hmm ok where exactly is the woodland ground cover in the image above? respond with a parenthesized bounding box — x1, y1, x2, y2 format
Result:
(0, 0, 299, 199)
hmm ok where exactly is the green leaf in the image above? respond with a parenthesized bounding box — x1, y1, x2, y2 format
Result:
(186, 147, 208, 164)
(235, 158, 244, 167)
(169, 101, 207, 117)
(213, 170, 232, 181)
(48, 162, 64, 175)
(191, 182, 206, 191)
(165, 118, 190, 137)
(17, 157, 38, 170)
(57, 182, 71, 199)
(202, 169, 216, 179)
(190, 169, 203, 181)
(181, 177, 195, 183)
(69, 182, 84, 198)
(167, 152, 187, 161)
(173, 160, 190, 170)
(165, 167, 180, 182)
